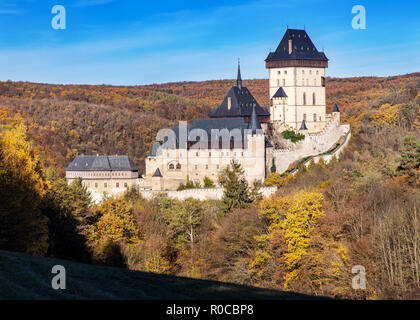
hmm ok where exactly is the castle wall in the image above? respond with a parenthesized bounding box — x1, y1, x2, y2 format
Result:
(139, 186, 277, 201)
(272, 114, 350, 173)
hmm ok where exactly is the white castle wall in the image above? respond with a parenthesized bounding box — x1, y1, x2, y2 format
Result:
(87, 186, 277, 203)
(272, 113, 350, 173)
(140, 186, 278, 201)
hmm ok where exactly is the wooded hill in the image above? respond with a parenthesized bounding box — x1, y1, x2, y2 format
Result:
(1, 72, 418, 173)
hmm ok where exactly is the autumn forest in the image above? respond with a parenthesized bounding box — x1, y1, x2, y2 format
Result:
(0, 73, 419, 299)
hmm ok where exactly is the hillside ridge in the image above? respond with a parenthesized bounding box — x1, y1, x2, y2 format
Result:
(0, 250, 321, 300)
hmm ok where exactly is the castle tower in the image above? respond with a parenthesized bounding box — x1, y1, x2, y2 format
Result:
(244, 104, 267, 182)
(266, 29, 329, 133)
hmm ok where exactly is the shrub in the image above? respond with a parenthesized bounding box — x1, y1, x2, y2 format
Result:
(282, 130, 305, 143)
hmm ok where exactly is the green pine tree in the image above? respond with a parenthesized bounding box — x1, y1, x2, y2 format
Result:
(218, 160, 252, 214)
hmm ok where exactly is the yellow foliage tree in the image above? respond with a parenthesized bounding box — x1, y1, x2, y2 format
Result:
(259, 190, 324, 289)
(87, 197, 139, 248)
(0, 122, 50, 255)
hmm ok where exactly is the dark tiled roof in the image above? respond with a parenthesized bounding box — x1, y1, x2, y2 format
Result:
(300, 120, 308, 130)
(210, 86, 269, 118)
(153, 117, 270, 150)
(332, 103, 340, 112)
(273, 87, 287, 98)
(266, 29, 328, 62)
(66, 155, 138, 171)
(148, 116, 273, 151)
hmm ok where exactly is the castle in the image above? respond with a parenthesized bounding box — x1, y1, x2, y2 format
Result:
(66, 29, 351, 201)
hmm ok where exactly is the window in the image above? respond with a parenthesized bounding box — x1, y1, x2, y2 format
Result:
(169, 163, 175, 170)
(302, 70, 305, 74)
(95, 183, 98, 188)
(104, 182, 107, 188)
(195, 165, 197, 170)
(303, 113, 307, 121)
(303, 92, 306, 105)
(313, 92, 316, 105)
(321, 76, 326, 87)
(314, 113, 317, 122)
(316, 70, 319, 75)
(116, 182, 119, 188)
(314, 79, 317, 86)
(282, 79, 285, 86)
(176, 163, 181, 170)
(284, 70, 287, 75)
(309, 70, 312, 75)
(217, 165, 219, 169)
(276, 79, 280, 86)
(277, 71, 281, 75)
(205, 165, 208, 169)
(196, 152, 199, 157)
(124, 182, 128, 188)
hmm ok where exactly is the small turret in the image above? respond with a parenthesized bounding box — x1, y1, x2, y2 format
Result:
(152, 168, 163, 190)
(299, 119, 308, 131)
(152, 168, 163, 177)
(248, 104, 262, 134)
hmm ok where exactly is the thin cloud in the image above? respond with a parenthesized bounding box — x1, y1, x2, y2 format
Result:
(0, 9, 22, 15)
(73, 0, 115, 8)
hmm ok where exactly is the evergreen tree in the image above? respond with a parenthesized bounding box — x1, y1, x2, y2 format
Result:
(397, 135, 420, 185)
(271, 158, 276, 173)
(43, 169, 92, 262)
(218, 160, 252, 214)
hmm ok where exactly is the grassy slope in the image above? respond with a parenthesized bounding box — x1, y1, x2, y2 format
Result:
(0, 250, 319, 300)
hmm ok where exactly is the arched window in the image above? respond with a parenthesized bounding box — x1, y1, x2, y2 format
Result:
(313, 92, 316, 105)
(176, 163, 181, 170)
(314, 113, 317, 122)
(282, 79, 285, 86)
(303, 92, 306, 105)
(168, 163, 175, 170)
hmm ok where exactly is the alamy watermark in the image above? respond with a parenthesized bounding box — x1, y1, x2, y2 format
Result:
(51, 5, 66, 30)
(51, 265, 66, 290)
(352, 5, 366, 30)
(352, 265, 366, 289)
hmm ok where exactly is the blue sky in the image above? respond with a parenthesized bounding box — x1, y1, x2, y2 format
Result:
(0, 0, 419, 85)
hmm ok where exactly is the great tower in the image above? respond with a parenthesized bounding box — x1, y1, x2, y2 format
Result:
(266, 28, 329, 133)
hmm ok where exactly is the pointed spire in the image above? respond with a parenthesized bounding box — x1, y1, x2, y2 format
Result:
(237, 58, 242, 89)
(248, 104, 262, 134)
(299, 119, 308, 130)
(332, 103, 340, 112)
(152, 168, 162, 177)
